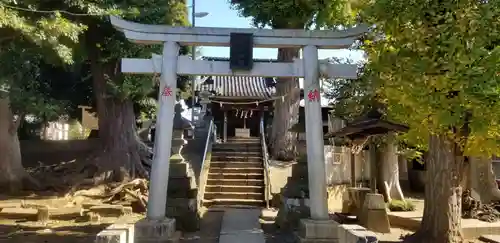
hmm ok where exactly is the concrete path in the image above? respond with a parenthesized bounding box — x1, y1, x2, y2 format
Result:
(218, 208, 265, 243)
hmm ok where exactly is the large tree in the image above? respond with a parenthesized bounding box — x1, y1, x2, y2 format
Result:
(69, 0, 190, 182)
(362, 0, 500, 242)
(326, 64, 406, 202)
(229, 0, 358, 160)
(0, 0, 190, 188)
(0, 1, 85, 190)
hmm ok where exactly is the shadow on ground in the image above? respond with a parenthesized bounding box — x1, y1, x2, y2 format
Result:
(0, 224, 108, 243)
(181, 209, 224, 243)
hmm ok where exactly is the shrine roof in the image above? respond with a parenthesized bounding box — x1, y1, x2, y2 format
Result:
(195, 76, 275, 100)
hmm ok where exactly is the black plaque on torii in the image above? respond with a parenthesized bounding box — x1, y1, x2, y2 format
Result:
(230, 33, 254, 71)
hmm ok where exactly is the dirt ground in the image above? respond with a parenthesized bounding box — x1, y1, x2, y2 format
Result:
(0, 191, 147, 243)
(0, 192, 227, 243)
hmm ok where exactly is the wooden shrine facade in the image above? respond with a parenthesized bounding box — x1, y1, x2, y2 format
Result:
(193, 57, 334, 140)
(194, 57, 277, 139)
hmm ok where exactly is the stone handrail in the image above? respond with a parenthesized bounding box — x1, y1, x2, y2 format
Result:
(259, 116, 271, 208)
(197, 119, 216, 209)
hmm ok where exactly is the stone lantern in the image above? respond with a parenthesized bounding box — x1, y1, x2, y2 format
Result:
(171, 103, 193, 158)
(166, 103, 199, 231)
(199, 90, 212, 114)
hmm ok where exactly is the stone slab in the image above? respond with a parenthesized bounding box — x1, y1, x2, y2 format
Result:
(338, 224, 378, 243)
(94, 221, 136, 243)
(218, 208, 265, 243)
(388, 212, 500, 239)
(96, 230, 127, 243)
(480, 235, 500, 243)
(298, 219, 339, 240)
(90, 205, 125, 217)
(135, 217, 178, 243)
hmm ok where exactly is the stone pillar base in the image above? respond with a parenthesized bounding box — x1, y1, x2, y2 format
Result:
(360, 193, 391, 233)
(134, 218, 180, 243)
(296, 219, 339, 243)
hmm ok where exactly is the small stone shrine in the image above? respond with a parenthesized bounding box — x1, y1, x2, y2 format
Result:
(327, 107, 409, 233)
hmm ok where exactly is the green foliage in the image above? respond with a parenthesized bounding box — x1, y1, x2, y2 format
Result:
(387, 199, 415, 212)
(362, 0, 500, 156)
(135, 97, 158, 121)
(324, 57, 374, 121)
(0, 1, 86, 63)
(0, 0, 190, 123)
(68, 120, 90, 139)
(78, 0, 190, 103)
(230, 0, 359, 28)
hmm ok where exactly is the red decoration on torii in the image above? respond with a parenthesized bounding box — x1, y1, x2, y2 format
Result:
(162, 86, 172, 97)
(307, 89, 320, 102)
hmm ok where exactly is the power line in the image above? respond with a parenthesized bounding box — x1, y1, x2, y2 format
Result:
(0, 2, 106, 16)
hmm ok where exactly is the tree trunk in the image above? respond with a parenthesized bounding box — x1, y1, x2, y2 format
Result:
(381, 133, 405, 202)
(407, 134, 464, 243)
(0, 97, 32, 191)
(88, 47, 149, 183)
(468, 156, 500, 203)
(270, 48, 300, 161)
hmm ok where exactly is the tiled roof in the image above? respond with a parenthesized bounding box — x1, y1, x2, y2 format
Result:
(195, 76, 275, 99)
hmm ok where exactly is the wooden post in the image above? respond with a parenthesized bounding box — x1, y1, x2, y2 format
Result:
(351, 153, 356, 187)
(147, 41, 180, 220)
(303, 45, 329, 220)
(223, 110, 228, 142)
(370, 141, 377, 193)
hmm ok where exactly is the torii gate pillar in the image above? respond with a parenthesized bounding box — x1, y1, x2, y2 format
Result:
(147, 41, 179, 219)
(303, 45, 329, 220)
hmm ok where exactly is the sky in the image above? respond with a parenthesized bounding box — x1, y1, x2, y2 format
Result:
(181, 0, 365, 118)
(188, 0, 365, 61)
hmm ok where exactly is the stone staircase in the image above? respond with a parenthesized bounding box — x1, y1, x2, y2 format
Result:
(203, 137, 266, 207)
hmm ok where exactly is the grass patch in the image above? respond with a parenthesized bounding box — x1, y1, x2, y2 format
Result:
(387, 199, 416, 212)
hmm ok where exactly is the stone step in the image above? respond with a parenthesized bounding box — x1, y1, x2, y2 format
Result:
(208, 173, 264, 180)
(204, 192, 264, 200)
(202, 198, 265, 207)
(212, 147, 262, 152)
(210, 167, 263, 174)
(213, 142, 261, 148)
(226, 138, 260, 141)
(210, 161, 263, 168)
(206, 179, 264, 187)
(205, 185, 264, 193)
(211, 156, 262, 162)
(222, 141, 261, 145)
(212, 151, 262, 157)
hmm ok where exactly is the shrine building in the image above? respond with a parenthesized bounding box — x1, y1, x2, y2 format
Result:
(192, 57, 333, 141)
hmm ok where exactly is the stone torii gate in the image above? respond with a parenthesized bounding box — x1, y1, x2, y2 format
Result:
(110, 16, 367, 242)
